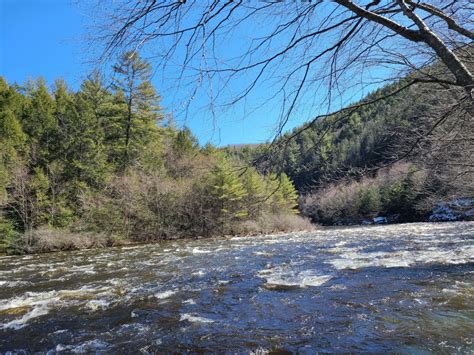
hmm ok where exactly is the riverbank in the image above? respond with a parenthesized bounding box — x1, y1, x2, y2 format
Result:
(315, 198, 474, 227)
(5, 216, 473, 256)
(1, 215, 315, 255)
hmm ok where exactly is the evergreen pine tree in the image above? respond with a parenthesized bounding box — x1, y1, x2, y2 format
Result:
(208, 157, 247, 233)
(242, 167, 266, 219)
(111, 51, 162, 170)
(173, 127, 198, 156)
(265, 173, 298, 215)
(22, 78, 57, 168)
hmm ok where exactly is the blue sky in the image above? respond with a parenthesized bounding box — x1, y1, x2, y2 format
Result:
(0, 0, 388, 146)
(0, 0, 88, 88)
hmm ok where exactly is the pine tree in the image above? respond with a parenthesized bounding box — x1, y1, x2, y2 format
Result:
(0, 110, 27, 198)
(64, 84, 109, 187)
(357, 187, 380, 218)
(242, 167, 266, 219)
(265, 173, 298, 215)
(0, 78, 27, 251)
(111, 51, 162, 170)
(22, 78, 58, 168)
(0, 216, 20, 253)
(173, 127, 198, 156)
(0, 79, 27, 187)
(103, 90, 129, 168)
(208, 157, 247, 233)
(78, 71, 110, 127)
(0, 79, 27, 154)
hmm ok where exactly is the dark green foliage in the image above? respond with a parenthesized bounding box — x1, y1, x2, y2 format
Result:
(0, 217, 21, 253)
(173, 127, 198, 156)
(380, 168, 420, 221)
(0, 52, 301, 251)
(23, 78, 58, 168)
(357, 187, 380, 218)
(249, 80, 421, 192)
(111, 51, 162, 170)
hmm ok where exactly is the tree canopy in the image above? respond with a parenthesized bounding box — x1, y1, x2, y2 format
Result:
(0, 53, 302, 253)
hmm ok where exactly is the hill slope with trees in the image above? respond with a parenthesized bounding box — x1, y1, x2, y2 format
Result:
(242, 74, 473, 225)
(0, 53, 309, 254)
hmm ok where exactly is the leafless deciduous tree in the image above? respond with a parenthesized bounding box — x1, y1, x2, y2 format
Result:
(91, 0, 473, 171)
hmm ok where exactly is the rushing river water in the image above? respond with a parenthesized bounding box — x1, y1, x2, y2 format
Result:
(1, 222, 473, 353)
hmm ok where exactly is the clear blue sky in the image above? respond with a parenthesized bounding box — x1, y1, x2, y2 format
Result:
(0, 0, 386, 146)
(0, 0, 88, 88)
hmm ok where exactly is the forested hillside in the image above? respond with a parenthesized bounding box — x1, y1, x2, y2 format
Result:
(229, 75, 473, 225)
(0, 53, 307, 254)
(288, 82, 471, 224)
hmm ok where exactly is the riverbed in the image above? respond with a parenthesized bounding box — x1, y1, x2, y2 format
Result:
(1, 222, 473, 352)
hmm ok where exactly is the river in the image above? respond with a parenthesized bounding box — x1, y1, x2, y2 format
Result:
(1, 222, 473, 353)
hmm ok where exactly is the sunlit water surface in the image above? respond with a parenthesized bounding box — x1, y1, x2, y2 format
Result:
(1, 222, 473, 353)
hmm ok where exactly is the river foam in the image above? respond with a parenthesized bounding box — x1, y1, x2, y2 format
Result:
(329, 244, 474, 270)
(1, 222, 473, 352)
(0, 286, 115, 329)
(155, 290, 177, 299)
(180, 313, 215, 323)
(258, 267, 332, 290)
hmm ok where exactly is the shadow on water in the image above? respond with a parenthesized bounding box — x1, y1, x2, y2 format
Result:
(0, 222, 473, 352)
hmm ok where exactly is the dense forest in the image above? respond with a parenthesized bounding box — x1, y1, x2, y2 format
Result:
(0, 52, 307, 254)
(227, 74, 473, 225)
